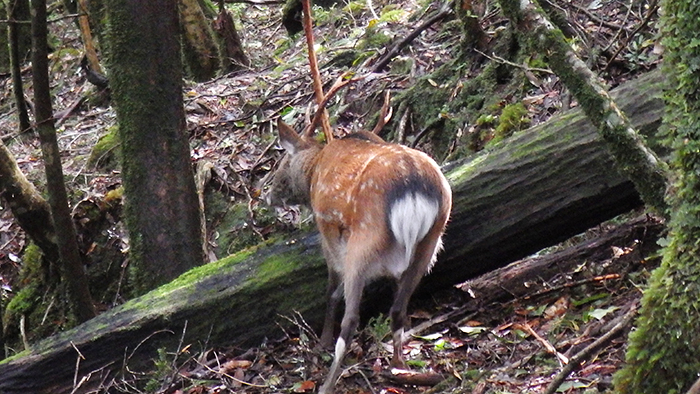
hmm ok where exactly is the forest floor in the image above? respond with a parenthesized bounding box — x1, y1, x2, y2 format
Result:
(120, 213, 663, 394)
(0, 0, 665, 393)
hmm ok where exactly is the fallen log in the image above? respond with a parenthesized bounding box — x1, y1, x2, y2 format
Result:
(0, 71, 665, 393)
(433, 70, 664, 289)
(457, 215, 665, 307)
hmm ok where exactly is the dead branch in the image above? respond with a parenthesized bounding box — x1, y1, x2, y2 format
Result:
(372, 5, 452, 72)
(383, 368, 445, 387)
(371, 91, 393, 134)
(522, 274, 621, 301)
(303, 72, 358, 136)
(301, 0, 333, 141)
(543, 307, 638, 394)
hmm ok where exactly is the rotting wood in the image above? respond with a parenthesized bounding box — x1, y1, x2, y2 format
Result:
(457, 215, 664, 307)
(0, 70, 666, 394)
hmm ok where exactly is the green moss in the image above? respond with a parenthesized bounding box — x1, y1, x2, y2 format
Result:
(393, 23, 530, 160)
(204, 189, 279, 256)
(445, 153, 488, 184)
(378, 9, 406, 23)
(613, 1, 700, 391)
(146, 248, 254, 298)
(254, 245, 310, 283)
(357, 24, 393, 50)
(4, 284, 39, 319)
(388, 56, 413, 75)
(494, 102, 530, 142)
(87, 126, 121, 170)
(342, 0, 365, 16)
(4, 243, 44, 321)
(2, 243, 72, 353)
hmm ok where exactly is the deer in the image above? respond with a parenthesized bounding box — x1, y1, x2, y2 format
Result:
(265, 118, 452, 394)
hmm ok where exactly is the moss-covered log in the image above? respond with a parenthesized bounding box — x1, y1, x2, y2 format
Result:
(0, 71, 665, 393)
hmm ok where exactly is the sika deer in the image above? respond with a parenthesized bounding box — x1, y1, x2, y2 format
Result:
(266, 119, 451, 393)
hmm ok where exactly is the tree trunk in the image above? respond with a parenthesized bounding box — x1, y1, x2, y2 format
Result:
(213, 8, 249, 71)
(0, 141, 58, 262)
(105, 0, 204, 295)
(179, 0, 221, 81)
(613, 1, 700, 392)
(7, 0, 32, 134)
(0, 70, 665, 393)
(31, 0, 96, 324)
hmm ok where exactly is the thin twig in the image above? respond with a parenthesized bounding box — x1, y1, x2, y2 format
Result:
(371, 90, 393, 134)
(474, 48, 554, 74)
(372, 4, 453, 72)
(303, 72, 363, 136)
(518, 323, 569, 366)
(366, 0, 379, 20)
(19, 314, 29, 351)
(543, 307, 637, 394)
(357, 368, 378, 394)
(602, 0, 659, 73)
(71, 341, 86, 390)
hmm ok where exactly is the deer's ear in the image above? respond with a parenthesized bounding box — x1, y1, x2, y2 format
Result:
(277, 119, 305, 154)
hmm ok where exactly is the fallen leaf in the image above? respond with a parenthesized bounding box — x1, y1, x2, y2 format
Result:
(291, 380, 316, 393)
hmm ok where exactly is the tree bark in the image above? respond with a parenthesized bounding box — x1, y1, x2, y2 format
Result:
(105, 0, 204, 294)
(31, 0, 96, 323)
(0, 141, 58, 262)
(179, 0, 221, 81)
(213, 8, 250, 71)
(7, 0, 32, 134)
(613, 1, 700, 392)
(0, 70, 665, 393)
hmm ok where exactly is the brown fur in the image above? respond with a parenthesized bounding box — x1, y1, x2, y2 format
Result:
(266, 119, 451, 393)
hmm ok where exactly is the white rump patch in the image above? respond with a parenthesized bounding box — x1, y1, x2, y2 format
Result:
(388, 193, 440, 276)
(334, 337, 346, 361)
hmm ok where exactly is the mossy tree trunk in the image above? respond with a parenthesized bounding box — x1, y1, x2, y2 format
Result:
(0, 1, 8, 73)
(7, 0, 32, 133)
(498, 0, 670, 214)
(31, 0, 96, 324)
(613, 1, 700, 392)
(104, 0, 204, 295)
(0, 71, 665, 394)
(454, 0, 488, 51)
(213, 6, 249, 71)
(0, 141, 57, 262)
(179, 0, 221, 81)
